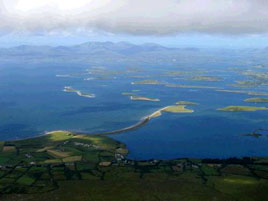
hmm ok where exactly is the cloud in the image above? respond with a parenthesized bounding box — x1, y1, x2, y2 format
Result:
(1, 0, 268, 35)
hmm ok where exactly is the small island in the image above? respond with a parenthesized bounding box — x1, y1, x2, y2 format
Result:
(216, 89, 268, 96)
(131, 80, 162, 85)
(164, 71, 185, 76)
(217, 106, 267, 112)
(77, 91, 96, 98)
(63, 86, 95, 98)
(122, 92, 134, 95)
(63, 86, 78, 93)
(241, 133, 263, 138)
(176, 101, 197, 105)
(190, 75, 222, 82)
(130, 96, 160, 102)
(241, 129, 268, 138)
(244, 97, 268, 103)
(161, 105, 194, 113)
(148, 105, 194, 119)
(166, 84, 216, 89)
(230, 80, 260, 88)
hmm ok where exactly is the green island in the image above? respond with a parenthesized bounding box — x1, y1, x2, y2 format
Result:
(131, 80, 162, 85)
(166, 84, 217, 89)
(130, 96, 160, 102)
(176, 101, 198, 105)
(122, 92, 135, 95)
(63, 86, 95, 98)
(148, 104, 194, 118)
(244, 97, 268, 103)
(164, 71, 185, 76)
(162, 105, 194, 113)
(190, 76, 223, 82)
(216, 89, 268, 96)
(230, 80, 261, 88)
(217, 106, 268, 112)
(1, 131, 268, 201)
(241, 71, 268, 84)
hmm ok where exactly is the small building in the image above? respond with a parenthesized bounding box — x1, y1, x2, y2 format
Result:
(99, 161, 112, 167)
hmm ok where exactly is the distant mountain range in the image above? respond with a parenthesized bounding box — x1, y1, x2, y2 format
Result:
(0, 41, 266, 66)
(0, 41, 199, 55)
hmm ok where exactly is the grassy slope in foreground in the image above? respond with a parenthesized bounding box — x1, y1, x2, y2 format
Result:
(244, 97, 268, 103)
(1, 131, 268, 201)
(217, 106, 267, 111)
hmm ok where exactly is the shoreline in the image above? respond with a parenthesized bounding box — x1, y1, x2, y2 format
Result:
(5, 104, 194, 143)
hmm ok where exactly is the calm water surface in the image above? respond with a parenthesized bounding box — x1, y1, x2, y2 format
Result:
(0, 63, 268, 159)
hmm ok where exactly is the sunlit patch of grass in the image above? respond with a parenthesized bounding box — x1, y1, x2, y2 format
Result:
(16, 175, 35, 186)
(36, 146, 54, 152)
(43, 159, 62, 164)
(2, 146, 16, 152)
(47, 149, 71, 158)
(62, 156, 82, 162)
(47, 131, 74, 142)
(223, 177, 257, 185)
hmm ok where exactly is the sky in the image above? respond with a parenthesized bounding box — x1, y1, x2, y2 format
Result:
(0, 0, 268, 48)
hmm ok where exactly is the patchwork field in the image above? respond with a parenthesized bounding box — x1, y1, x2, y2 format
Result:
(0, 131, 267, 201)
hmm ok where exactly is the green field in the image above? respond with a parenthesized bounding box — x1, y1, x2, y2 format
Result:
(0, 131, 268, 201)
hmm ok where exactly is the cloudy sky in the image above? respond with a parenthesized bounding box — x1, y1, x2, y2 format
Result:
(1, 0, 268, 47)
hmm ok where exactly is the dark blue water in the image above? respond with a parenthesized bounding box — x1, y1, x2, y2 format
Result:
(0, 63, 268, 159)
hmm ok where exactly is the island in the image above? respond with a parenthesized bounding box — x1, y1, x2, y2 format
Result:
(131, 80, 162, 85)
(148, 104, 194, 119)
(166, 84, 216, 89)
(176, 101, 197, 105)
(230, 80, 261, 88)
(190, 75, 222, 81)
(162, 105, 194, 113)
(122, 92, 134, 95)
(241, 129, 268, 138)
(63, 86, 95, 98)
(244, 97, 268, 103)
(217, 106, 268, 112)
(241, 133, 263, 138)
(216, 89, 268, 96)
(164, 71, 185, 76)
(1, 131, 268, 201)
(130, 96, 160, 101)
(63, 86, 78, 93)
